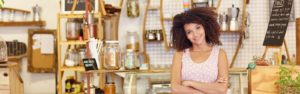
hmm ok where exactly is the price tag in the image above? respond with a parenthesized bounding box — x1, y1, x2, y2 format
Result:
(82, 58, 98, 71)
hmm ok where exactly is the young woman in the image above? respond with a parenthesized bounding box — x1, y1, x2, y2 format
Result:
(170, 7, 229, 94)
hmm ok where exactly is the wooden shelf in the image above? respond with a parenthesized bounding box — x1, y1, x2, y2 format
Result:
(148, 6, 160, 10)
(2, 7, 30, 13)
(8, 54, 27, 61)
(144, 40, 164, 43)
(101, 69, 170, 73)
(64, 92, 84, 94)
(220, 30, 244, 34)
(59, 67, 247, 74)
(60, 66, 85, 72)
(59, 40, 88, 45)
(0, 21, 46, 27)
(59, 13, 101, 18)
(163, 17, 173, 21)
(229, 68, 247, 74)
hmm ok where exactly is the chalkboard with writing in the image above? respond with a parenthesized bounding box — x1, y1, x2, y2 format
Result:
(61, 0, 98, 13)
(82, 58, 98, 71)
(263, 0, 293, 46)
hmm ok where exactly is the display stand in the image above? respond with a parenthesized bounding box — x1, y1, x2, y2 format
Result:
(262, 40, 291, 65)
(261, 0, 293, 65)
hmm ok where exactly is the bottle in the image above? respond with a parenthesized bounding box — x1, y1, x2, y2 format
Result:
(65, 76, 75, 93)
(104, 74, 116, 94)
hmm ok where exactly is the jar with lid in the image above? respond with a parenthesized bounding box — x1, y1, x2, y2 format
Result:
(66, 19, 81, 40)
(124, 50, 140, 70)
(126, 31, 140, 52)
(65, 48, 79, 67)
(103, 41, 121, 70)
(146, 30, 156, 41)
(78, 48, 86, 66)
(127, 0, 140, 18)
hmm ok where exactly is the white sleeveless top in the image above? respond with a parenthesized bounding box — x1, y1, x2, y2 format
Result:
(181, 46, 220, 83)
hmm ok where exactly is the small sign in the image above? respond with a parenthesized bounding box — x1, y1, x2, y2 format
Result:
(82, 58, 98, 71)
(60, 0, 99, 14)
(263, 0, 293, 46)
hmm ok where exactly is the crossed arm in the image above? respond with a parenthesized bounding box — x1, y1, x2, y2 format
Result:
(171, 49, 229, 94)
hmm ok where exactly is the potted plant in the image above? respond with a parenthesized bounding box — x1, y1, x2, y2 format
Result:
(275, 65, 300, 94)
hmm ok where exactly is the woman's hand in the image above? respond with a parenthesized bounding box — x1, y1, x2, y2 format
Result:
(216, 77, 228, 83)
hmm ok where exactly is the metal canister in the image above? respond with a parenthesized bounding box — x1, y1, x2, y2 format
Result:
(32, 4, 42, 21)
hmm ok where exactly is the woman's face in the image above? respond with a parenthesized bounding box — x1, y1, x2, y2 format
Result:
(184, 23, 206, 45)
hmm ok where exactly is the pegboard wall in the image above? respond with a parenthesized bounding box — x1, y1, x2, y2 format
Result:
(139, 0, 300, 68)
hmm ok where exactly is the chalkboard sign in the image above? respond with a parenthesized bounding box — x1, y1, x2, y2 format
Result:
(60, 0, 99, 14)
(82, 58, 98, 71)
(263, 0, 293, 46)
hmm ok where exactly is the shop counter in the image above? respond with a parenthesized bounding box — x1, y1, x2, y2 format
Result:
(249, 65, 300, 94)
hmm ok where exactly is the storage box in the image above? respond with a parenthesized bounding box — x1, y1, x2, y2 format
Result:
(0, 62, 23, 94)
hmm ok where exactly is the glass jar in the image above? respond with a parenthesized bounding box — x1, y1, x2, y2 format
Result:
(103, 41, 121, 70)
(66, 19, 81, 40)
(78, 48, 86, 66)
(126, 31, 140, 52)
(65, 48, 79, 67)
(127, 0, 140, 18)
(123, 73, 137, 94)
(124, 51, 140, 70)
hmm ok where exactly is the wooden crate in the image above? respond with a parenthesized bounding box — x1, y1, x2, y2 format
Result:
(0, 62, 23, 94)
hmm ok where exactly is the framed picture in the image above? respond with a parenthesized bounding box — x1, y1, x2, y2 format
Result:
(60, 0, 99, 14)
(28, 29, 57, 73)
(269, 0, 295, 22)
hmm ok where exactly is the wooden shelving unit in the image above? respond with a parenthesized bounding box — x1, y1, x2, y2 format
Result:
(0, 21, 46, 27)
(56, 11, 103, 93)
(229, 0, 248, 68)
(142, 0, 169, 52)
(55, 0, 128, 94)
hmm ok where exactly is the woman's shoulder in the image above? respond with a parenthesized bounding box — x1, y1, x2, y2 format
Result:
(218, 48, 227, 59)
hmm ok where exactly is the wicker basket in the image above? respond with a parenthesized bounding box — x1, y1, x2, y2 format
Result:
(0, 37, 7, 62)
